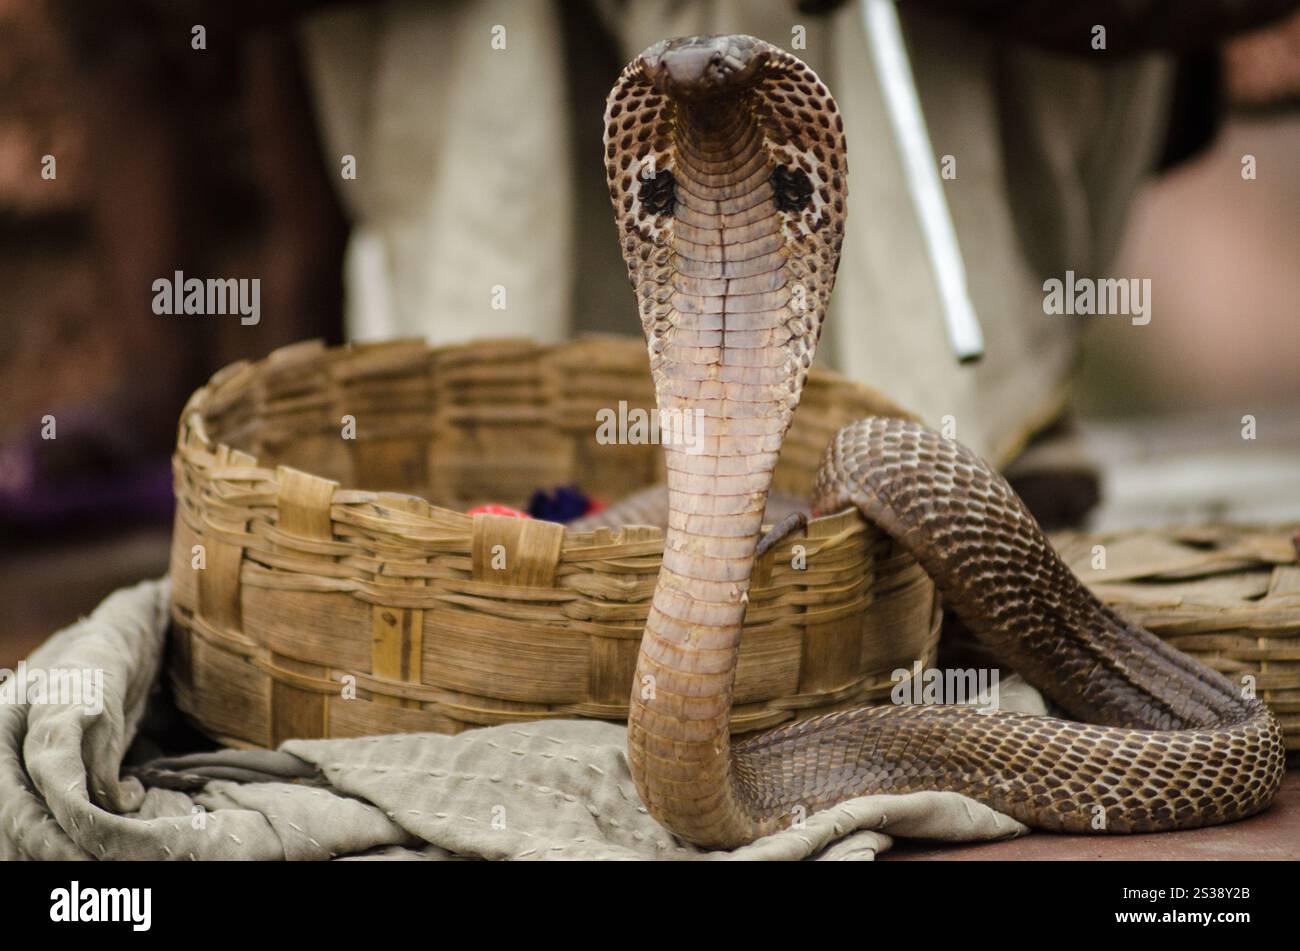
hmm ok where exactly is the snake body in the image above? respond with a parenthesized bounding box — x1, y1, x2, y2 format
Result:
(605, 35, 1285, 850)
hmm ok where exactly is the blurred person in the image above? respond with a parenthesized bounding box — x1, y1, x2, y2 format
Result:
(297, 0, 1297, 469)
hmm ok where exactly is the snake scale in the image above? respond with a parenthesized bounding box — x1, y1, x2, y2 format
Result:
(603, 35, 1285, 850)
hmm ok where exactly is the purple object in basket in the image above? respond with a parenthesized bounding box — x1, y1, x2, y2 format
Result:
(527, 484, 592, 523)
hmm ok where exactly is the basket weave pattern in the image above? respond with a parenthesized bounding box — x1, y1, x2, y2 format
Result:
(168, 337, 940, 748)
(1056, 525, 1300, 751)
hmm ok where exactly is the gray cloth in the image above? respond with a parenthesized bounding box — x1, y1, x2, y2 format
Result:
(1, 578, 1034, 860)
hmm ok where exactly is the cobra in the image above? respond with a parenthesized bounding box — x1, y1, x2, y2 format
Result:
(603, 34, 1285, 850)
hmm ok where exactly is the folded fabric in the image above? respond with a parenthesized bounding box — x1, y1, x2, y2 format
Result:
(0, 578, 1034, 860)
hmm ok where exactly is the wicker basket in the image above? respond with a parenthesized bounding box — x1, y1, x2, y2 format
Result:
(168, 337, 941, 748)
(1056, 524, 1300, 751)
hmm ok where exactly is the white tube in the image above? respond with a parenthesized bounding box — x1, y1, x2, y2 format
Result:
(860, 0, 985, 363)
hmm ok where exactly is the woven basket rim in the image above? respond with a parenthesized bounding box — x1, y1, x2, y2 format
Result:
(175, 333, 918, 542)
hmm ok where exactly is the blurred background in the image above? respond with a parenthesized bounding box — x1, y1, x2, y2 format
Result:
(2, 0, 1299, 667)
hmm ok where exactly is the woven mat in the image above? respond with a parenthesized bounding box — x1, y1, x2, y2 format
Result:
(0, 578, 1035, 860)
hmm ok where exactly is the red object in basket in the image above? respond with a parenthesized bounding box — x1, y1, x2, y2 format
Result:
(468, 504, 532, 519)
